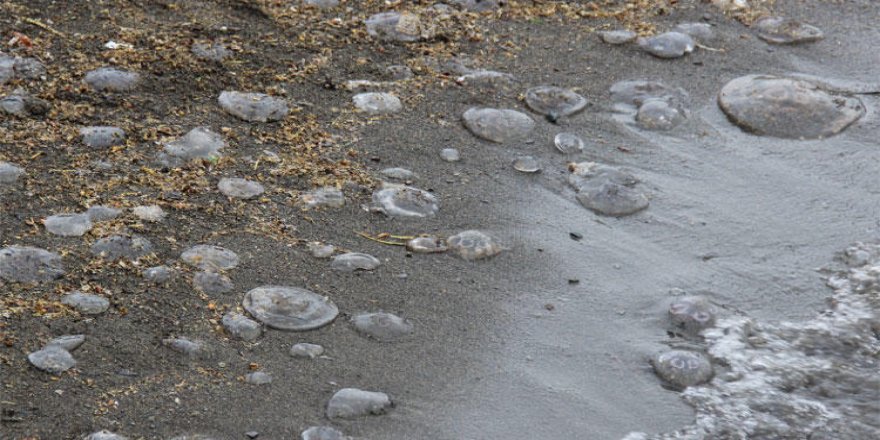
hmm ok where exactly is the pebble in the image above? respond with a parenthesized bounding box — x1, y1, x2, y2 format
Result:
(181, 245, 240, 271)
(524, 86, 588, 118)
(380, 167, 416, 181)
(636, 98, 685, 131)
(462, 107, 535, 143)
(406, 236, 447, 253)
(0, 246, 65, 282)
(164, 127, 226, 160)
(447, 230, 502, 260)
(668, 296, 717, 337)
(91, 235, 154, 260)
(301, 187, 345, 209)
(0, 161, 24, 184)
(718, 74, 865, 139)
(637, 32, 695, 58)
(191, 42, 232, 61)
(28, 345, 76, 374)
(218, 91, 289, 122)
(163, 337, 204, 356)
(242, 286, 339, 331)
(672, 23, 715, 43)
(352, 312, 413, 341)
(440, 148, 461, 162)
(43, 213, 92, 237)
(372, 184, 439, 218)
(143, 265, 173, 283)
(326, 388, 393, 418)
(308, 242, 336, 258)
(651, 350, 713, 389)
(131, 205, 166, 222)
(754, 16, 823, 44)
(47, 334, 86, 351)
(61, 291, 110, 315)
(512, 156, 540, 173)
(290, 342, 325, 359)
(245, 371, 273, 385)
(192, 271, 233, 295)
(352, 92, 402, 114)
(301, 426, 347, 440)
(80, 126, 125, 149)
(554, 132, 585, 154)
(222, 312, 263, 341)
(1, 89, 50, 116)
(85, 67, 141, 92)
(365, 12, 423, 42)
(84, 431, 129, 440)
(598, 30, 638, 45)
(218, 177, 265, 199)
(330, 253, 381, 272)
(86, 205, 122, 222)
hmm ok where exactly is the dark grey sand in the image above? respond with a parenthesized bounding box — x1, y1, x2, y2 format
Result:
(2, 0, 879, 439)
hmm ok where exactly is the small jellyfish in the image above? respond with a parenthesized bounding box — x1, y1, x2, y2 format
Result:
(512, 156, 540, 173)
(754, 16, 823, 44)
(372, 184, 439, 218)
(326, 388, 393, 419)
(668, 296, 716, 337)
(598, 30, 638, 45)
(218, 177, 265, 199)
(651, 350, 713, 389)
(636, 98, 685, 131)
(330, 253, 381, 272)
(554, 132, 585, 154)
(524, 86, 588, 118)
(638, 32, 695, 59)
(180, 245, 239, 271)
(352, 312, 414, 341)
(353, 92, 403, 115)
(576, 181, 649, 217)
(242, 286, 338, 331)
(462, 107, 535, 143)
(406, 236, 448, 253)
(447, 230, 502, 260)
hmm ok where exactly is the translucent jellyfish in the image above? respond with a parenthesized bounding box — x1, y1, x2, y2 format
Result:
(85, 67, 141, 92)
(91, 235, 154, 261)
(301, 426, 348, 440)
(668, 296, 716, 337)
(80, 126, 125, 149)
(718, 75, 865, 139)
(131, 205, 166, 222)
(28, 345, 76, 374)
(0, 89, 49, 116)
(447, 230, 502, 260)
(651, 350, 713, 390)
(451, 0, 505, 11)
(672, 23, 715, 43)
(554, 132, 584, 154)
(0, 161, 24, 184)
(326, 388, 393, 418)
(406, 236, 447, 253)
(598, 30, 637, 45)
(380, 167, 416, 181)
(43, 213, 92, 237)
(218, 177, 265, 199)
(330, 253, 381, 272)
(304, 0, 340, 9)
(0, 246, 65, 282)
(440, 148, 461, 162)
(754, 17, 823, 44)
(61, 291, 110, 315)
(290, 343, 325, 359)
(636, 98, 685, 131)
(84, 431, 129, 440)
(609, 80, 688, 113)
(352, 92, 402, 114)
(365, 12, 423, 42)
(512, 156, 540, 173)
(386, 64, 413, 80)
(567, 162, 639, 193)
(301, 187, 345, 209)
(143, 265, 173, 283)
(164, 127, 226, 160)
(218, 91, 289, 122)
(192, 271, 233, 295)
(462, 107, 535, 143)
(372, 184, 439, 218)
(352, 312, 414, 341)
(637, 32, 695, 59)
(46, 334, 86, 351)
(456, 70, 516, 91)
(525, 86, 588, 118)
(163, 337, 204, 356)
(191, 42, 232, 61)
(222, 312, 262, 341)
(308, 242, 336, 258)
(180, 245, 240, 271)
(577, 181, 649, 217)
(245, 371, 272, 385)
(242, 286, 338, 331)
(86, 205, 122, 222)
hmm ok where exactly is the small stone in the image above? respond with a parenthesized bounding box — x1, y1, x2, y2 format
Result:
(636, 99, 685, 131)
(131, 205, 166, 222)
(380, 167, 417, 181)
(86, 205, 122, 222)
(462, 107, 535, 143)
(440, 148, 461, 162)
(672, 23, 715, 43)
(372, 184, 439, 218)
(219, 91, 288, 122)
(0, 162, 24, 184)
(80, 126, 125, 149)
(668, 296, 717, 337)
(242, 286, 339, 331)
(222, 313, 263, 342)
(352, 312, 413, 341)
(193, 271, 233, 295)
(512, 156, 540, 173)
(191, 42, 232, 61)
(651, 350, 713, 389)
(447, 230, 503, 260)
(164, 127, 226, 160)
(365, 12, 423, 42)
(181, 245, 240, 271)
(218, 177, 265, 199)
(85, 67, 141, 92)
(0, 246, 65, 282)
(43, 213, 92, 237)
(290, 343, 325, 359)
(598, 30, 638, 45)
(554, 132, 585, 154)
(245, 371, 272, 385)
(91, 235, 154, 260)
(330, 253, 381, 272)
(46, 334, 86, 351)
(638, 32, 695, 58)
(28, 345, 76, 374)
(308, 242, 335, 259)
(525, 86, 588, 117)
(163, 337, 203, 356)
(352, 92, 402, 115)
(406, 236, 447, 253)
(300, 187, 345, 209)
(1, 89, 49, 116)
(61, 291, 110, 315)
(754, 16, 823, 44)
(301, 426, 347, 440)
(143, 265, 173, 283)
(327, 388, 393, 418)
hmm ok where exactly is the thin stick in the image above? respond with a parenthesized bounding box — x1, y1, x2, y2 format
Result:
(696, 43, 724, 52)
(355, 231, 407, 246)
(23, 18, 65, 37)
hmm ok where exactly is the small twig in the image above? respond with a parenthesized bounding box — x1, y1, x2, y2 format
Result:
(23, 18, 65, 37)
(696, 43, 724, 52)
(355, 231, 407, 246)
